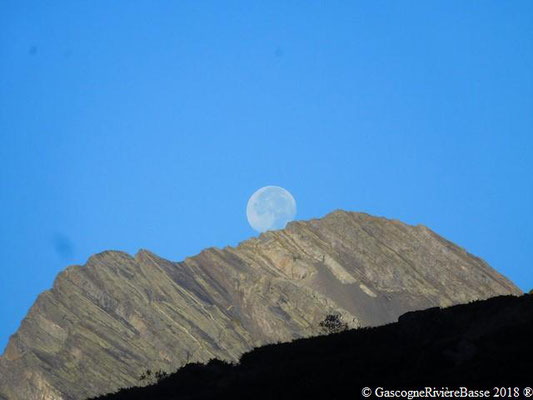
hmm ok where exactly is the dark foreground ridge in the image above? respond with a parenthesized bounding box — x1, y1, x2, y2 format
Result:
(91, 294, 533, 400)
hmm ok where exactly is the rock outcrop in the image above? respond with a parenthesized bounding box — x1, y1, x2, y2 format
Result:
(0, 211, 522, 400)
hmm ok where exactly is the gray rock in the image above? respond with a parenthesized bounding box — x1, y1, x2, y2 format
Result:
(0, 211, 521, 400)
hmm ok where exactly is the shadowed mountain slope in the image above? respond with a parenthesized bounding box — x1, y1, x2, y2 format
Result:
(0, 211, 522, 399)
(91, 294, 533, 400)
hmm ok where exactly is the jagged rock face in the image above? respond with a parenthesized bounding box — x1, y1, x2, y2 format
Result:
(0, 211, 521, 400)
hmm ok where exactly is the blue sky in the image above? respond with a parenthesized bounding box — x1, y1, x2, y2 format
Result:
(1, 1, 532, 351)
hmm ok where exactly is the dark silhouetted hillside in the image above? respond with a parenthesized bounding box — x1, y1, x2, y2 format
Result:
(91, 294, 533, 400)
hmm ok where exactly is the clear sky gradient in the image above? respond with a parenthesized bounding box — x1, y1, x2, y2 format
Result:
(1, 1, 532, 351)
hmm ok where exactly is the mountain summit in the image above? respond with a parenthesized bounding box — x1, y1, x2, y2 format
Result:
(0, 211, 521, 400)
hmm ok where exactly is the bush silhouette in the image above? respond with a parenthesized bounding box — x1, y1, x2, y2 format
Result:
(319, 314, 348, 334)
(139, 369, 168, 384)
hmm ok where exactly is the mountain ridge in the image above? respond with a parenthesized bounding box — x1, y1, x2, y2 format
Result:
(0, 210, 522, 400)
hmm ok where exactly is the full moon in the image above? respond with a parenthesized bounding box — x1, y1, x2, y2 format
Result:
(246, 186, 297, 233)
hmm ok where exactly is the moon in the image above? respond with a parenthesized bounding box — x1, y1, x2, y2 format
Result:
(246, 186, 297, 233)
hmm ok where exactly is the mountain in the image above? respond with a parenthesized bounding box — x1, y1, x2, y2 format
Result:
(0, 211, 522, 400)
(91, 294, 533, 400)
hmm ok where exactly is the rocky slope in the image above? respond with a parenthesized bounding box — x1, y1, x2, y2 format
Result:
(0, 211, 522, 400)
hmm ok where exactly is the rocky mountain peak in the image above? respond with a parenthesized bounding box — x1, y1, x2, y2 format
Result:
(0, 210, 521, 400)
